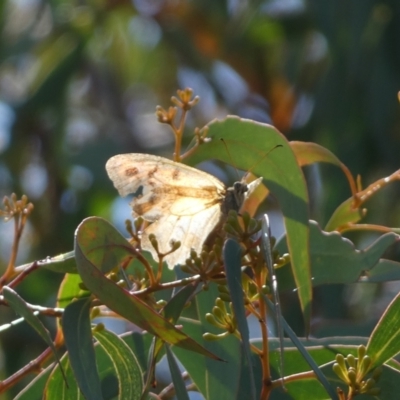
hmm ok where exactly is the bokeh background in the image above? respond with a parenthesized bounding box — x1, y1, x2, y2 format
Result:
(1, 0, 400, 397)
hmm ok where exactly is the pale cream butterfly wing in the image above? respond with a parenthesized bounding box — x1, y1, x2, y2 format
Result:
(106, 153, 262, 269)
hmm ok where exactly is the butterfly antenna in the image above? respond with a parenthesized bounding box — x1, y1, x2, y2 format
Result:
(245, 144, 282, 177)
(220, 138, 241, 181)
(221, 138, 282, 181)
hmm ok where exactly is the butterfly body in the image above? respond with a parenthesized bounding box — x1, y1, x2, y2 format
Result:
(106, 153, 261, 269)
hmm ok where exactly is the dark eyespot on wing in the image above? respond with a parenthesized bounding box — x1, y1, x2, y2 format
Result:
(172, 168, 180, 180)
(133, 194, 162, 215)
(125, 167, 139, 177)
(148, 166, 158, 178)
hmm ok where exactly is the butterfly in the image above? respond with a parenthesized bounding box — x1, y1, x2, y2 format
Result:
(106, 153, 262, 269)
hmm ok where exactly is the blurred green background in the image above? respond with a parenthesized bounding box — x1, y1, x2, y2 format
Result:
(1, 0, 400, 397)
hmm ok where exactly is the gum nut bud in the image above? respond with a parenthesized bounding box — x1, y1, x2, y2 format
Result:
(346, 354, 356, 368)
(247, 217, 257, 230)
(91, 307, 101, 319)
(215, 297, 225, 309)
(205, 313, 218, 325)
(358, 345, 366, 360)
(116, 279, 127, 287)
(93, 322, 105, 332)
(194, 257, 202, 268)
(218, 284, 230, 294)
(219, 293, 231, 302)
(212, 306, 225, 321)
(333, 363, 349, 382)
(208, 250, 216, 261)
(108, 272, 118, 281)
(262, 285, 270, 294)
(347, 369, 357, 385)
(241, 211, 250, 224)
(372, 367, 382, 381)
(224, 223, 238, 236)
(180, 264, 189, 272)
(190, 249, 197, 258)
(335, 354, 347, 370)
(363, 378, 376, 391)
(171, 240, 181, 251)
(359, 355, 372, 375)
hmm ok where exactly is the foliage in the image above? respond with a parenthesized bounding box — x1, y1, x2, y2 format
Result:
(1, 91, 400, 399)
(1, 1, 400, 399)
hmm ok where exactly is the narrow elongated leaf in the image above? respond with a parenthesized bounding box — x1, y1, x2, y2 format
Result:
(163, 283, 198, 323)
(14, 363, 53, 400)
(261, 215, 284, 381)
(62, 297, 103, 400)
(264, 295, 338, 400)
(45, 352, 84, 400)
(165, 345, 190, 400)
(74, 217, 219, 359)
(3, 287, 64, 377)
(367, 291, 400, 368)
(173, 283, 252, 400)
(223, 239, 257, 400)
(93, 329, 143, 400)
(15, 251, 77, 274)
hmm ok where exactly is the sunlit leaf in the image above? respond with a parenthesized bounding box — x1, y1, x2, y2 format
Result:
(3, 287, 64, 380)
(185, 116, 312, 330)
(62, 297, 103, 400)
(223, 239, 257, 400)
(93, 329, 143, 400)
(165, 345, 190, 400)
(173, 283, 255, 400)
(367, 292, 400, 368)
(276, 221, 399, 290)
(74, 216, 220, 359)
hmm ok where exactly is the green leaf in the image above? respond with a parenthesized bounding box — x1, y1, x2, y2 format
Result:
(74, 216, 220, 359)
(185, 116, 312, 330)
(324, 196, 365, 232)
(367, 291, 400, 368)
(162, 283, 198, 323)
(62, 297, 103, 400)
(223, 239, 257, 400)
(45, 352, 84, 400)
(121, 332, 153, 373)
(173, 283, 255, 400)
(276, 221, 399, 290)
(364, 259, 400, 282)
(44, 337, 120, 400)
(265, 338, 399, 400)
(15, 251, 77, 274)
(14, 363, 53, 400)
(57, 273, 85, 309)
(3, 287, 65, 379)
(93, 329, 143, 400)
(264, 296, 338, 400)
(165, 345, 190, 400)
